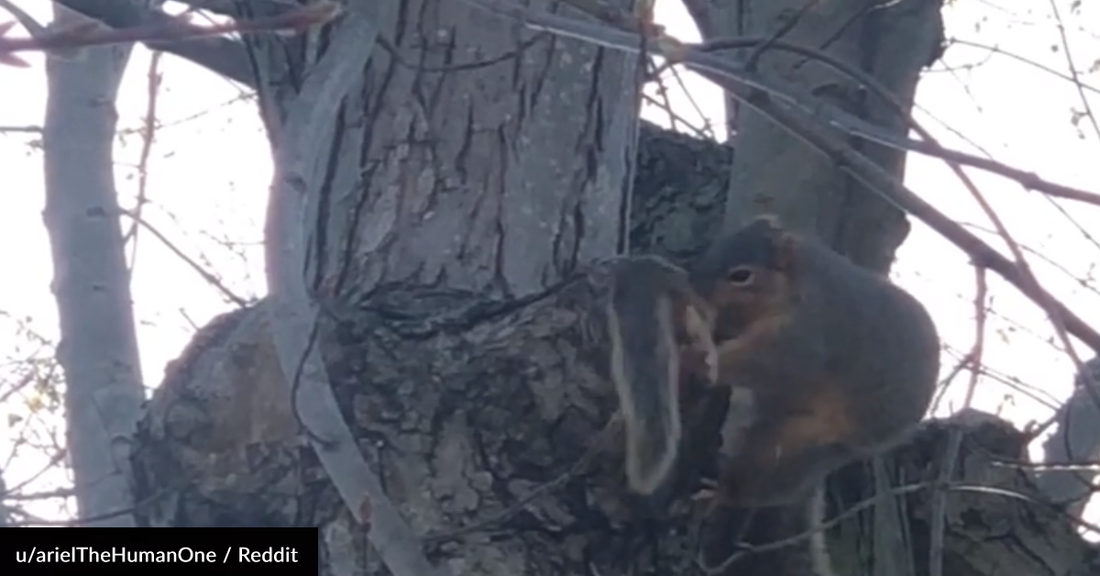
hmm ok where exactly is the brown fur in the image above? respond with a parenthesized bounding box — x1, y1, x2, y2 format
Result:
(693, 215, 939, 574)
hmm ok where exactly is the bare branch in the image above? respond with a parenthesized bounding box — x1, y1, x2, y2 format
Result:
(37, 0, 337, 84)
(947, 38, 1100, 98)
(32, 0, 245, 81)
(1, 2, 338, 54)
(0, 0, 86, 61)
(119, 209, 251, 308)
(122, 48, 163, 273)
(1047, 0, 1100, 143)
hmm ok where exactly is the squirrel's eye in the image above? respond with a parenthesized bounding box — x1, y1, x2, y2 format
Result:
(727, 267, 754, 285)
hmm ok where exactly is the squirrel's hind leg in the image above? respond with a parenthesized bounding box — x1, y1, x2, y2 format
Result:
(714, 413, 855, 508)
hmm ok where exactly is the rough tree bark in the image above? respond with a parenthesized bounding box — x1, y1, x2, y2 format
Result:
(67, 1, 1094, 576)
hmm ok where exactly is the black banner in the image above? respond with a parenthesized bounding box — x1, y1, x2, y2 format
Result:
(0, 527, 317, 575)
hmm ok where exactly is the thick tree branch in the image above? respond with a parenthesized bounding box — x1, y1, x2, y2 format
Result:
(263, 1, 447, 575)
(50, 0, 253, 84)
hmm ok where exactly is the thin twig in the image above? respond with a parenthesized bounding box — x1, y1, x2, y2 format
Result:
(713, 481, 933, 563)
(124, 49, 164, 273)
(641, 92, 712, 139)
(119, 209, 250, 307)
(743, 0, 819, 71)
(947, 38, 1100, 97)
(962, 267, 988, 409)
(1047, 0, 1100, 144)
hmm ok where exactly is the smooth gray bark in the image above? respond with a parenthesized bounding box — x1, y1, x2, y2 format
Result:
(41, 5, 142, 526)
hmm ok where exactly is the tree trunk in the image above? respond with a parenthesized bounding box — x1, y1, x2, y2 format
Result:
(684, 0, 945, 271)
(124, 1, 1096, 576)
(43, 5, 143, 526)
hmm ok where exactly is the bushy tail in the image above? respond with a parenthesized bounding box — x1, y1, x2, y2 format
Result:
(608, 267, 683, 495)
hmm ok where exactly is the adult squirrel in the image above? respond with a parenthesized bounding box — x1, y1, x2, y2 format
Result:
(606, 215, 939, 503)
(606, 254, 720, 495)
(690, 215, 941, 508)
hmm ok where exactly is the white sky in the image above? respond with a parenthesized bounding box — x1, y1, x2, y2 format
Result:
(1, 0, 1098, 527)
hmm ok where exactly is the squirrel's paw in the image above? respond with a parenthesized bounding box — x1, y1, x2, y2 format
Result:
(691, 482, 717, 501)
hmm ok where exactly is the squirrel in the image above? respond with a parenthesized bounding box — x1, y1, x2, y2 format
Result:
(604, 215, 938, 574)
(606, 215, 939, 505)
(606, 254, 720, 496)
(689, 214, 941, 509)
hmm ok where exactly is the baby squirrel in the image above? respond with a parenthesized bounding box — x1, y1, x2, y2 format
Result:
(606, 215, 940, 508)
(690, 215, 941, 508)
(607, 255, 719, 495)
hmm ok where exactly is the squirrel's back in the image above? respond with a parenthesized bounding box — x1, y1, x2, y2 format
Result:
(792, 233, 940, 447)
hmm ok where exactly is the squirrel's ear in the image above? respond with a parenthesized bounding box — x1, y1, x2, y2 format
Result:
(773, 231, 799, 272)
(748, 214, 795, 270)
(753, 213, 783, 231)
